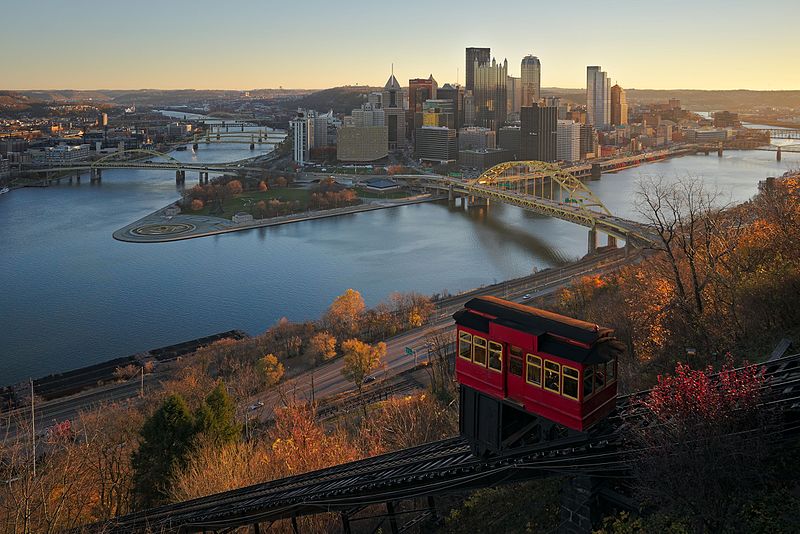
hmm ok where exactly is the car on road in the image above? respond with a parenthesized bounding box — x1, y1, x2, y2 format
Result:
(364, 374, 377, 383)
(522, 294, 532, 300)
(249, 401, 264, 411)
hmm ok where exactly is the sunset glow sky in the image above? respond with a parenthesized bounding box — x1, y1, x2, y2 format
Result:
(2, 0, 798, 91)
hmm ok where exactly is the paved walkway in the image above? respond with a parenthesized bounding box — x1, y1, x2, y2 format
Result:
(113, 194, 445, 243)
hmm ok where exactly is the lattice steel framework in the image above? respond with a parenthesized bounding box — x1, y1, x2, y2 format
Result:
(92, 149, 182, 169)
(465, 161, 612, 228)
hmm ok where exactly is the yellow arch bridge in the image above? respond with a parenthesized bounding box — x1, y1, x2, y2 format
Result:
(396, 161, 659, 253)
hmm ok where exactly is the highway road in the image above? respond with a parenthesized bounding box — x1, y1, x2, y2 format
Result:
(248, 248, 637, 421)
(1, 248, 637, 438)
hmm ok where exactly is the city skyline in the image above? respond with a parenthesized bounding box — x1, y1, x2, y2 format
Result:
(2, 0, 799, 91)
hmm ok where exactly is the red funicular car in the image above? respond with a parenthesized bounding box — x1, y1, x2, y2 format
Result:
(454, 296, 624, 454)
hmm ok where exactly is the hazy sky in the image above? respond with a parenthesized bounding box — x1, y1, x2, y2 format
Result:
(2, 0, 798, 91)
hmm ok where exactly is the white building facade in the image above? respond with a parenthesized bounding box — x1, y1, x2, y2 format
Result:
(557, 120, 581, 162)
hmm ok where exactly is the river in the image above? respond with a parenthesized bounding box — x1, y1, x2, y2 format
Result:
(1, 128, 799, 385)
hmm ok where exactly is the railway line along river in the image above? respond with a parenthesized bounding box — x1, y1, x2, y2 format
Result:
(1, 134, 798, 385)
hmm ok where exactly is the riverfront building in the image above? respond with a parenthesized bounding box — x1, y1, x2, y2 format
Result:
(415, 126, 457, 163)
(289, 109, 327, 164)
(44, 144, 90, 164)
(586, 66, 611, 129)
(459, 148, 512, 171)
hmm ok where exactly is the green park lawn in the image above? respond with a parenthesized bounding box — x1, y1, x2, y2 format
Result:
(184, 187, 311, 219)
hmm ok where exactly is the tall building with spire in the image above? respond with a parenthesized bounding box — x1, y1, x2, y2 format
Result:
(465, 47, 490, 91)
(586, 66, 611, 129)
(520, 55, 541, 107)
(610, 84, 628, 126)
(474, 57, 508, 131)
(383, 71, 405, 149)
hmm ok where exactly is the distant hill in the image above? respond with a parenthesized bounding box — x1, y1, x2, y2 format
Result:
(0, 91, 43, 110)
(541, 88, 800, 111)
(292, 86, 379, 114)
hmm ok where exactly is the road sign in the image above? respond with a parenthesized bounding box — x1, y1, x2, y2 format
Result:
(405, 346, 414, 356)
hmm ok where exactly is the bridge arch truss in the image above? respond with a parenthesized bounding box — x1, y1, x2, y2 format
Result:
(91, 149, 182, 169)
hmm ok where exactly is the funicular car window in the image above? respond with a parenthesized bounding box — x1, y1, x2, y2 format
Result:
(594, 363, 606, 390)
(562, 366, 579, 400)
(459, 332, 473, 361)
(509, 346, 523, 376)
(526, 354, 542, 386)
(544, 360, 561, 393)
(584, 367, 594, 397)
(488, 341, 503, 372)
(607, 358, 617, 381)
(473, 336, 487, 367)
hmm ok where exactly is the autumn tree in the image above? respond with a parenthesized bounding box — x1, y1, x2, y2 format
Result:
(341, 338, 386, 397)
(131, 394, 196, 508)
(190, 198, 204, 211)
(194, 381, 241, 446)
(361, 393, 458, 452)
(305, 331, 337, 365)
(323, 289, 365, 338)
(636, 176, 744, 352)
(631, 357, 769, 532)
(226, 179, 243, 195)
(258, 353, 285, 388)
(258, 180, 268, 192)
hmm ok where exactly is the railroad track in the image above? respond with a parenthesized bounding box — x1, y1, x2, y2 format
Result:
(88, 352, 800, 533)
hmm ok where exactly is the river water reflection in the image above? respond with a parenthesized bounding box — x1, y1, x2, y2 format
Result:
(1, 139, 798, 384)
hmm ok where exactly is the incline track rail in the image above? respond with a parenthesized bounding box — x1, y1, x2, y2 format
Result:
(90, 353, 800, 533)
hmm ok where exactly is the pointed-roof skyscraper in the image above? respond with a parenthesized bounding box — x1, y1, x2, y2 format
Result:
(383, 69, 405, 149)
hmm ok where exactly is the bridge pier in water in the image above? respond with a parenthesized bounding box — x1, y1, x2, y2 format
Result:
(175, 170, 186, 184)
(718, 142, 724, 157)
(590, 163, 602, 180)
(777, 146, 782, 161)
(90, 169, 102, 183)
(587, 227, 597, 255)
(192, 143, 199, 151)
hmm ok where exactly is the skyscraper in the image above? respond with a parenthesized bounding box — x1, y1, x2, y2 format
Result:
(610, 84, 628, 126)
(586, 66, 611, 129)
(557, 120, 581, 162)
(382, 72, 405, 150)
(408, 75, 438, 140)
(520, 55, 541, 107)
(437, 83, 464, 130)
(520, 104, 557, 162)
(506, 75, 521, 115)
(474, 57, 508, 131)
(465, 47, 490, 91)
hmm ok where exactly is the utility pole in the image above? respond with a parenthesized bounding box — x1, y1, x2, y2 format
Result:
(30, 378, 36, 478)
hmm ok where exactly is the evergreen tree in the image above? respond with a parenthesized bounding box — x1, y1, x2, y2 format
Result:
(195, 381, 241, 446)
(131, 394, 196, 508)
